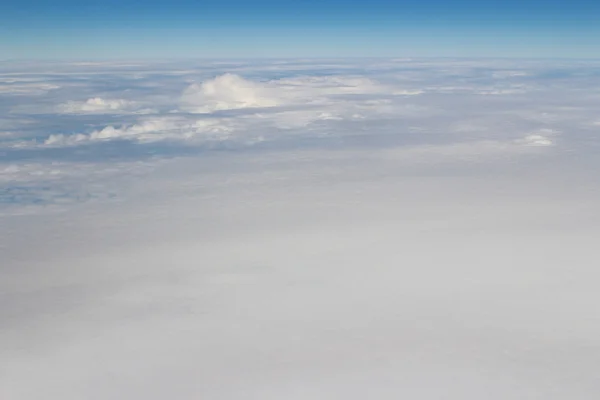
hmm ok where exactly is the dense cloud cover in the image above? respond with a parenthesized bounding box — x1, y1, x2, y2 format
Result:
(2, 58, 600, 399)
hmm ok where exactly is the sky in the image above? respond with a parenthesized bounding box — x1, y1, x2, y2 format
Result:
(2, 0, 600, 59)
(3, 1, 600, 399)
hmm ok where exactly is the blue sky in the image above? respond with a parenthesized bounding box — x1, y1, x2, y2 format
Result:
(2, 0, 600, 59)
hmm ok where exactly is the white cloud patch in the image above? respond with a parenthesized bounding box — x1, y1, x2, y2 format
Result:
(516, 134, 554, 146)
(181, 73, 281, 112)
(513, 128, 557, 147)
(44, 117, 233, 146)
(57, 97, 138, 114)
(0, 82, 59, 94)
(381, 136, 554, 164)
(181, 73, 420, 113)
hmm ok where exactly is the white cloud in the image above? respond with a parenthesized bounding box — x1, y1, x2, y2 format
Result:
(181, 73, 420, 114)
(43, 117, 234, 146)
(513, 129, 557, 147)
(380, 136, 554, 164)
(516, 134, 554, 146)
(181, 73, 281, 112)
(0, 61, 571, 161)
(274, 75, 390, 95)
(57, 97, 137, 113)
(2, 146, 600, 399)
(5, 59, 600, 400)
(0, 82, 59, 94)
(491, 71, 529, 78)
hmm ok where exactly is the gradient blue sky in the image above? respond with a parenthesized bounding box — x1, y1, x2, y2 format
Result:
(2, 0, 600, 59)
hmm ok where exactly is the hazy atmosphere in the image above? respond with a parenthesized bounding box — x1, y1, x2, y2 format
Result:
(2, 1, 600, 399)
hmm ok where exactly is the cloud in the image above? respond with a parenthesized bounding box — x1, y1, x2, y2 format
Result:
(513, 129, 557, 147)
(274, 75, 392, 96)
(1, 61, 571, 160)
(180, 73, 420, 114)
(0, 82, 59, 94)
(4, 59, 600, 400)
(516, 134, 554, 146)
(380, 136, 554, 164)
(57, 97, 137, 113)
(181, 73, 281, 112)
(3, 144, 600, 399)
(43, 117, 233, 146)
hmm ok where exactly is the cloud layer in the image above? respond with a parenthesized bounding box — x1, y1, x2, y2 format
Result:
(2, 58, 600, 400)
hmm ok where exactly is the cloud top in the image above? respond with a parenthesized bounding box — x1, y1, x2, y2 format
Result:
(44, 117, 232, 146)
(180, 73, 413, 113)
(57, 97, 138, 113)
(182, 73, 281, 112)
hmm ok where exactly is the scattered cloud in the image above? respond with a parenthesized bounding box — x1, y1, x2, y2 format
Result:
(516, 134, 554, 146)
(43, 117, 233, 146)
(0, 82, 59, 94)
(57, 97, 138, 113)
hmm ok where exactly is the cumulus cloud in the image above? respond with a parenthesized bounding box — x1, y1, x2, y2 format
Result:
(57, 97, 137, 113)
(181, 73, 281, 112)
(32, 72, 426, 148)
(44, 117, 233, 146)
(180, 73, 419, 114)
(0, 60, 570, 164)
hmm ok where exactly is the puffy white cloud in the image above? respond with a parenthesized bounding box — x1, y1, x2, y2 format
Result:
(57, 97, 136, 113)
(181, 73, 420, 114)
(1, 61, 571, 162)
(36, 73, 427, 147)
(181, 73, 281, 112)
(43, 117, 233, 146)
